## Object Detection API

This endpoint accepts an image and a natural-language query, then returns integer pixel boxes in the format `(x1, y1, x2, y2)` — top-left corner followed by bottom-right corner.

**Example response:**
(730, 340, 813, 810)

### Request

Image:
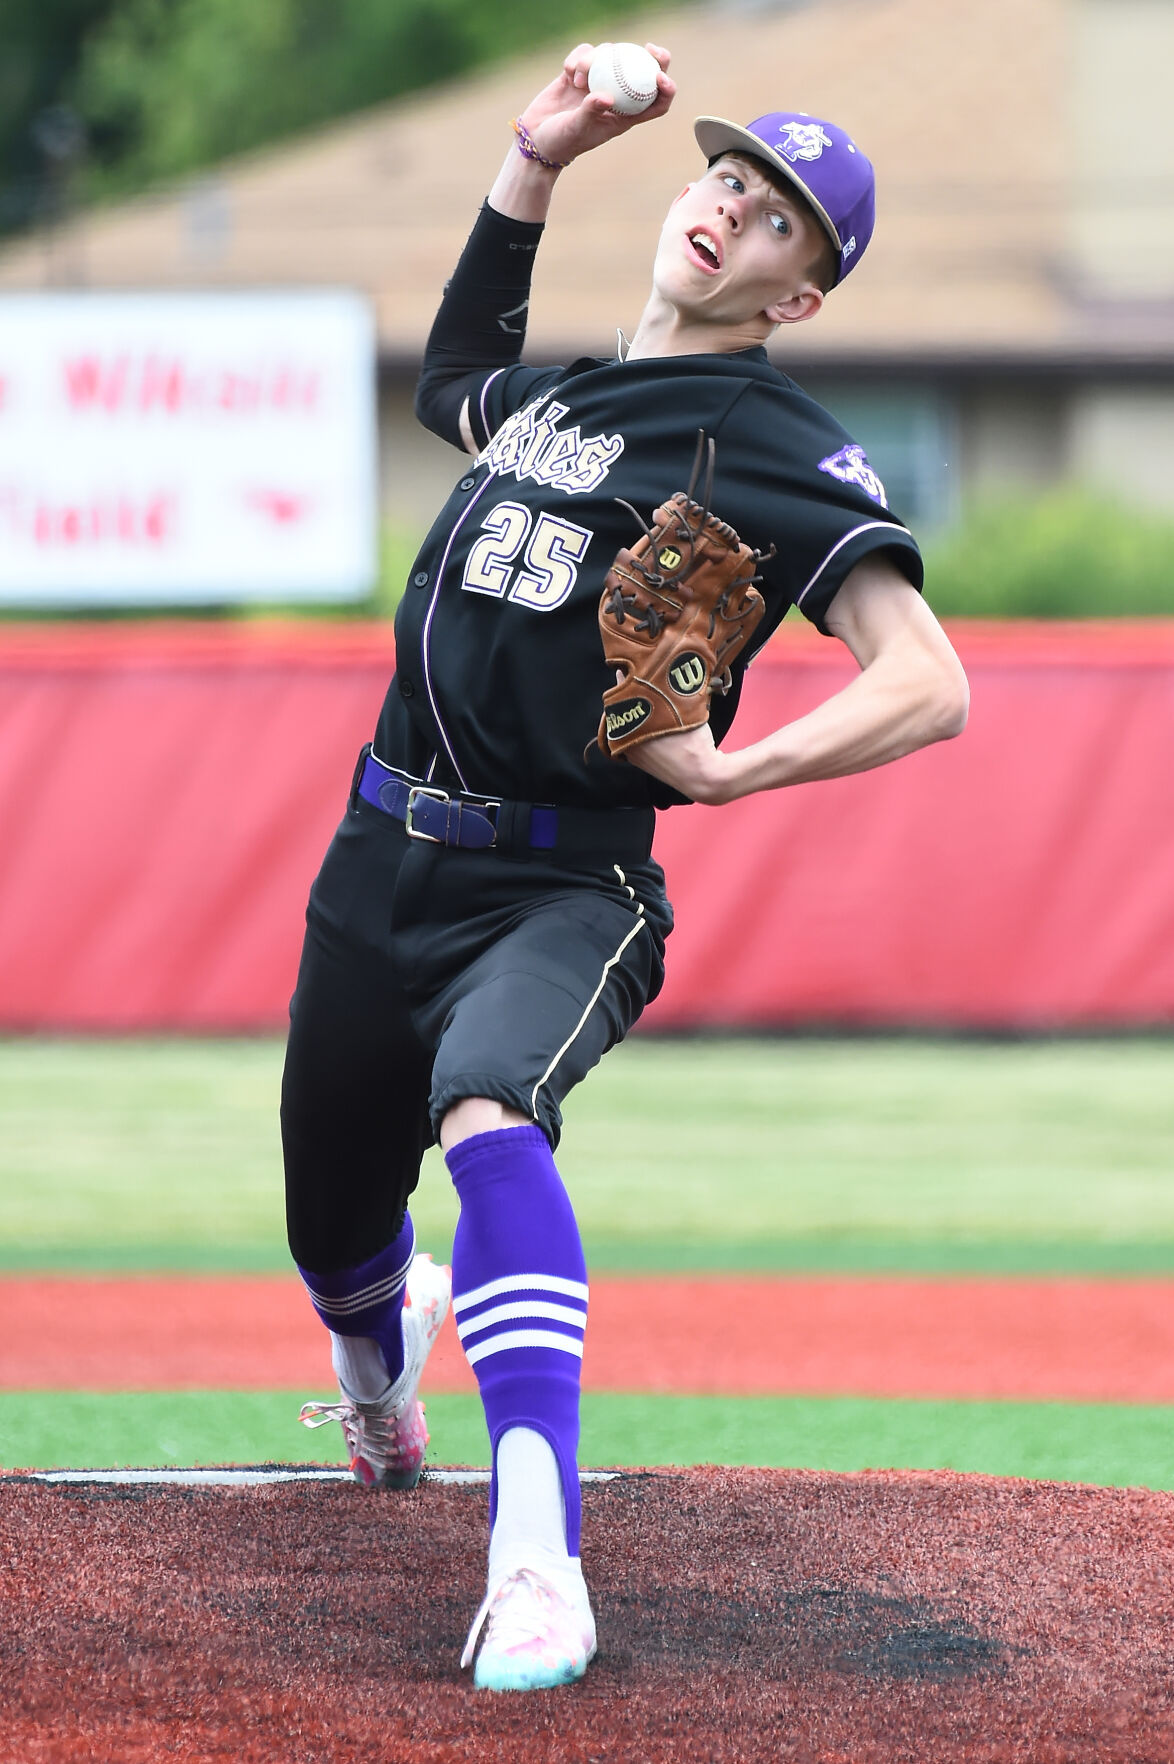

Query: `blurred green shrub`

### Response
(71, 0, 684, 201)
(923, 490, 1174, 619)
(371, 524, 425, 619)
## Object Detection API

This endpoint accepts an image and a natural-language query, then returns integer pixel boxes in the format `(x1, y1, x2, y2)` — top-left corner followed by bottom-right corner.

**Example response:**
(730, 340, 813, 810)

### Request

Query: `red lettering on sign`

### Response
(217, 373, 261, 411)
(139, 356, 185, 413)
(143, 497, 170, 542)
(246, 489, 308, 525)
(65, 355, 130, 411)
(270, 368, 321, 410)
(61, 354, 321, 416)
(26, 494, 175, 546)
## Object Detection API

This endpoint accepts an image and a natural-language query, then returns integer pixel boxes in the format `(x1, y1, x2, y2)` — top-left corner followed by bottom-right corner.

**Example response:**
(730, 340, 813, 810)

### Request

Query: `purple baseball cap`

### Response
(693, 111, 876, 285)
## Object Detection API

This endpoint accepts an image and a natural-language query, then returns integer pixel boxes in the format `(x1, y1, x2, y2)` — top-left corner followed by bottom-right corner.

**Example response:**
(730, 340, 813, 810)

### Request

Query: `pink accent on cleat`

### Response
(462, 1563, 597, 1691)
(299, 1253, 451, 1490)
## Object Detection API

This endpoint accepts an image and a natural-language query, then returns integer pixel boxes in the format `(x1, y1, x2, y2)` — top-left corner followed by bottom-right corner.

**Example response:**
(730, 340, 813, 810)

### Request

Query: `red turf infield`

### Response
(5, 1273, 1174, 1399)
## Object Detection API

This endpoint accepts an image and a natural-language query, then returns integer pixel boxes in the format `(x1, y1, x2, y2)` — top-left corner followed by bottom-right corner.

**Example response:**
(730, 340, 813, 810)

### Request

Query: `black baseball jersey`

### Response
(376, 347, 923, 810)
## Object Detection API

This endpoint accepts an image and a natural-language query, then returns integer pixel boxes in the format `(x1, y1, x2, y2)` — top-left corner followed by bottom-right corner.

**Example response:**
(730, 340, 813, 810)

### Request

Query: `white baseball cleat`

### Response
(461, 1561, 597, 1691)
(299, 1252, 451, 1490)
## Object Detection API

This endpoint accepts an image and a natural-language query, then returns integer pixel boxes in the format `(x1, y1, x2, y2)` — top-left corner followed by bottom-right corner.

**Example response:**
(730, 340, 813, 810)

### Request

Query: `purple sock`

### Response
(297, 1213, 416, 1385)
(445, 1125, 587, 1556)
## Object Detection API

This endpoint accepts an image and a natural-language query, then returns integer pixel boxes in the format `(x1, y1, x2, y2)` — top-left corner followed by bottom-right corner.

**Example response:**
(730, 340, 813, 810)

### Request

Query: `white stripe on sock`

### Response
(302, 1245, 415, 1316)
(452, 1272, 589, 1315)
(463, 1329, 585, 1366)
(456, 1299, 587, 1341)
(304, 1269, 410, 1317)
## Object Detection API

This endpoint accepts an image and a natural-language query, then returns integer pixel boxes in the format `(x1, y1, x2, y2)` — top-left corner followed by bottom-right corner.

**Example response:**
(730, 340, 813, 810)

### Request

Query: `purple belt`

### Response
(356, 753, 654, 859)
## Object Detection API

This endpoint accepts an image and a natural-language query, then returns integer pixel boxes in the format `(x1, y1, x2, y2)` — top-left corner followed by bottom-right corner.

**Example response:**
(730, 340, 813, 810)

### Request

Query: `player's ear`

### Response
(764, 285, 824, 326)
(669, 183, 695, 206)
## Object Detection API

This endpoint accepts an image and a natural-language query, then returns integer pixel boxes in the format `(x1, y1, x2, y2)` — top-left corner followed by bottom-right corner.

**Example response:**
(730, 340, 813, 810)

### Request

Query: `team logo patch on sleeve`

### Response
(818, 443, 889, 509)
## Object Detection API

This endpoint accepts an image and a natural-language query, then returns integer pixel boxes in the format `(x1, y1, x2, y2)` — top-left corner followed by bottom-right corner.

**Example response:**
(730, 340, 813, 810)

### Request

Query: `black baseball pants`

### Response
(281, 786, 672, 1272)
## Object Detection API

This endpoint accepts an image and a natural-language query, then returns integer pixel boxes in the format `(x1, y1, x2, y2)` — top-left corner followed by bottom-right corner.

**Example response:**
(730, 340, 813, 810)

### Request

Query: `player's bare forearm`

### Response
(486, 42, 675, 224)
(628, 558, 969, 806)
(632, 648, 966, 803)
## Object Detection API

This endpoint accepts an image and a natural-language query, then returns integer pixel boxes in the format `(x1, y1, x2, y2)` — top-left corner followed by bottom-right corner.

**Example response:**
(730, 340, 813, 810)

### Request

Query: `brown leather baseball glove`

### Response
(594, 436, 771, 760)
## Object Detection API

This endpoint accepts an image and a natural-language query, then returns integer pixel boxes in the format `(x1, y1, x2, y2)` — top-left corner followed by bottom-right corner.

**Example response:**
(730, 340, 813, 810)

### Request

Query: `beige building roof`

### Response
(2, 0, 1171, 366)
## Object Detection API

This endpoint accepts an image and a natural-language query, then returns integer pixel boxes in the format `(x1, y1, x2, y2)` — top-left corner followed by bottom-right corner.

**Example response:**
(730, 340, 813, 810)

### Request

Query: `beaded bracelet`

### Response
(510, 118, 569, 172)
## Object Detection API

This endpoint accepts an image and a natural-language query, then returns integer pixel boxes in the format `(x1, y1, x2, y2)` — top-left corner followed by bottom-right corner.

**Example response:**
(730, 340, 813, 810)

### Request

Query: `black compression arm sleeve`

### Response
(414, 200, 545, 449)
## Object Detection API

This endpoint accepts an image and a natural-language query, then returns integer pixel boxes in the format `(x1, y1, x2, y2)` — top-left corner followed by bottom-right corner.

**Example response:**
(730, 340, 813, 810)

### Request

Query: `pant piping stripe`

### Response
(529, 912, 646, 1120)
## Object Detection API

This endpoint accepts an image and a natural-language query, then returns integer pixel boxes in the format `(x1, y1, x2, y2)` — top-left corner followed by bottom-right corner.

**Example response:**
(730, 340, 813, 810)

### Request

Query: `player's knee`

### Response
(440, 1096, 531, 1152)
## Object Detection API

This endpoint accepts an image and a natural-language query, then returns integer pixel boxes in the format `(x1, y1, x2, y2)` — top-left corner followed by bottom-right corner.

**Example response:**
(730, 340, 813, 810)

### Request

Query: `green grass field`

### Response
(8, 1391, 1174, 1491)
(4, 1033, 1174, 1485)
(3, 1033, 1174, 1271)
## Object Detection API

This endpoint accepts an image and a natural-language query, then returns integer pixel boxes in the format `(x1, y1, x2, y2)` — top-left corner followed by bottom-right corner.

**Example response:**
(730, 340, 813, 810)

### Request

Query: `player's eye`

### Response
(721, 173, 745, 194)
(768, 212, 791, 237)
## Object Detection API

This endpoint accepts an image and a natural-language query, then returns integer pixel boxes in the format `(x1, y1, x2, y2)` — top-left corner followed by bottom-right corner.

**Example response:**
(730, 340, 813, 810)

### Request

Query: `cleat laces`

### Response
(299, 1392, 427, 1481)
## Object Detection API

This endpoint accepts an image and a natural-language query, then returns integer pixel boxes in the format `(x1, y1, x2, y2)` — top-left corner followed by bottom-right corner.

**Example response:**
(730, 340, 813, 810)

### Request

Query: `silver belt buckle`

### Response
(404, 784, 449, 842)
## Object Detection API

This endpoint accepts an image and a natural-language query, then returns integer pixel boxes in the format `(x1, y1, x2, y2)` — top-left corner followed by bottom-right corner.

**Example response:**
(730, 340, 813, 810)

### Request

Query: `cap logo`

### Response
(776, 121, 833, 164)
(842, 236, 857, 262)
(818, 443, 889, 509)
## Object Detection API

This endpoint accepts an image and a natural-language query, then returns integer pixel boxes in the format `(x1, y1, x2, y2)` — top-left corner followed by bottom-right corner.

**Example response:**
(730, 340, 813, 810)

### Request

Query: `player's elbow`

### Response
(413, 366, 471, 449)
(925, 653, 970, 742)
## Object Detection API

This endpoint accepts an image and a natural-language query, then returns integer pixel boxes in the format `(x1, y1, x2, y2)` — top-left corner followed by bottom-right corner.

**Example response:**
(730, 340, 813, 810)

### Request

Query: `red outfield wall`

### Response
(1, 619, 1172, 1030)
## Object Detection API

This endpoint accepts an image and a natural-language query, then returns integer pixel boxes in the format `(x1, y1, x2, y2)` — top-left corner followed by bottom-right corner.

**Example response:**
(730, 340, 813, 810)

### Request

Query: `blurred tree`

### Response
(69, 0, 670, 201)
(0, 0, 117, 231)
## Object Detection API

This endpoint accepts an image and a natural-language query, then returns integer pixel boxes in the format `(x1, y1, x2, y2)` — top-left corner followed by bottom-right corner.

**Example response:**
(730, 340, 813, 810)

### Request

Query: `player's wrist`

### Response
(625, 728, 735, 805)
(488, 134, 563, 224)
(510, 118, 571, 172)
(689, 744, 740, 806)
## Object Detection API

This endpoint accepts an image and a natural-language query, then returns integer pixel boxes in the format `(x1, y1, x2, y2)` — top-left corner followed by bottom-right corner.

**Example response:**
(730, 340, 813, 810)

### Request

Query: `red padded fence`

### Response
(1, 619, 1172, 1030)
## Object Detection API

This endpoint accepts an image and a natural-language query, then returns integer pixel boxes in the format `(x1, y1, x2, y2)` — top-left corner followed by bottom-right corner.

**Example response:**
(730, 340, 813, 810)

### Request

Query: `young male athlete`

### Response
(285, 41, 969, 1693)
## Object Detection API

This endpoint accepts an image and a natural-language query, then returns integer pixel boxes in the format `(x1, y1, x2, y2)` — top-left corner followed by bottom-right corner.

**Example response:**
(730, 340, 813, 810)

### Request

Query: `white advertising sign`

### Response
(0, 291, 378, 604)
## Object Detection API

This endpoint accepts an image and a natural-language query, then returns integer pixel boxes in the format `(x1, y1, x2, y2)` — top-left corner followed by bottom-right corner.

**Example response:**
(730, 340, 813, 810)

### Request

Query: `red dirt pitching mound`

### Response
(3, 1467, 1174, 1763)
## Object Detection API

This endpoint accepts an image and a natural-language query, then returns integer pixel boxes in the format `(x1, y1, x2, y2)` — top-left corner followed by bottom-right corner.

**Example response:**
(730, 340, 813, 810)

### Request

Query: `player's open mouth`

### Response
(687, 230, 722, 272)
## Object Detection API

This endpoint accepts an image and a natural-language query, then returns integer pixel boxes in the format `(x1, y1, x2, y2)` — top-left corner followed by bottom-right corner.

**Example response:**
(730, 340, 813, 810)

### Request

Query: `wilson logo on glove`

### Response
(593, 433, 773, 760)
(605, 698, 652, 737)
(669, 654, 706, 695)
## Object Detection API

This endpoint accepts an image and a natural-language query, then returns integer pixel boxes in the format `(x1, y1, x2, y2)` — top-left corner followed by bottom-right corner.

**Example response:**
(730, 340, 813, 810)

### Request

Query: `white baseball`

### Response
(587, 42, 660, 116)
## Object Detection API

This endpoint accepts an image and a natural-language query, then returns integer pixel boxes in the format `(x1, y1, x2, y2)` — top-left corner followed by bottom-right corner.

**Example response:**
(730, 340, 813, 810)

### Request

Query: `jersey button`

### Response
(413, 571, 429, 587)
(399, 678, 415, 699)
(459, 477, 475, 491)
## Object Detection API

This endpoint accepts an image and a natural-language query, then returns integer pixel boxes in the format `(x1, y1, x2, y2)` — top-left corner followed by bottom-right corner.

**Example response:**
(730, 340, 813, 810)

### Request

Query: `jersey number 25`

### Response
(461, 502, 592, 612)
